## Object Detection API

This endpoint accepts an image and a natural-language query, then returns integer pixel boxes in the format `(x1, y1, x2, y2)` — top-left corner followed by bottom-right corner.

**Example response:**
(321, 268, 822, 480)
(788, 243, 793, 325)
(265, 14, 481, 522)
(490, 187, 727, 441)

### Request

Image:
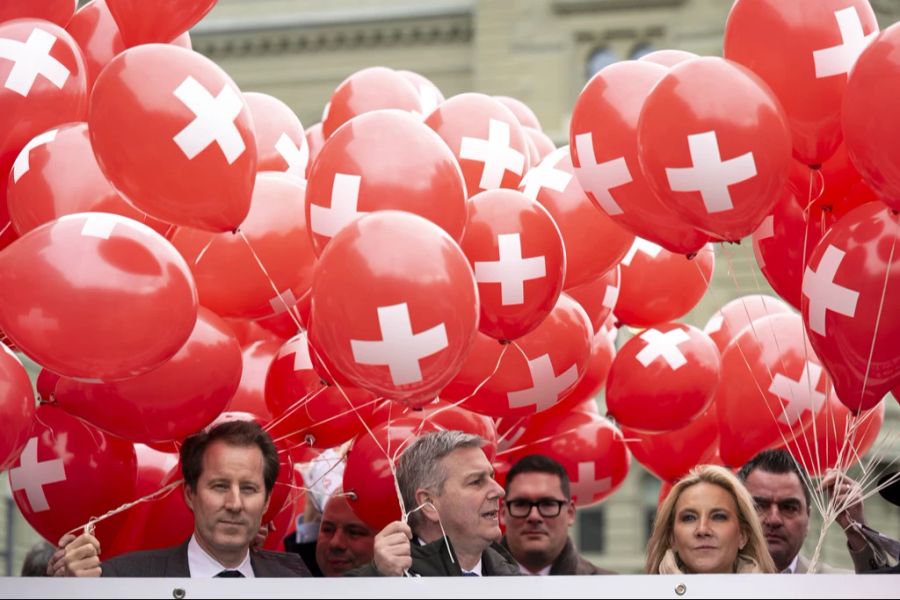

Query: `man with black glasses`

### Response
(501, 455, 614, 575)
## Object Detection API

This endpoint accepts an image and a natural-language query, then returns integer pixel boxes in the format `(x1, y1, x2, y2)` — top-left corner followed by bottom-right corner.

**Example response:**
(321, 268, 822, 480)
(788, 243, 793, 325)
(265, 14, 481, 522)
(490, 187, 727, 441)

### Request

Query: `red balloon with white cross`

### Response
(606, 322, 720, 433)
(456, 294, 592, 419)
(724, 0, 879, 167)
(569, 59, 707, 255)
(801, 203, 900, 413)
(308, 211, 479, 406)
(9, 404, 138, 546)
(305, 109, 467, 256)
(0, 18, 88, 245)
(244, 91, 309, 179)
(507, 411, 630, 507)
(460, 189, 565, 341)
(565, 265, 621, 335)
(520, 145, 634, 289)
(89, 44, 257, 232)
(425, 92, 529, 198)
(637, 57, 792, 242)
(717, 312, 834, 468)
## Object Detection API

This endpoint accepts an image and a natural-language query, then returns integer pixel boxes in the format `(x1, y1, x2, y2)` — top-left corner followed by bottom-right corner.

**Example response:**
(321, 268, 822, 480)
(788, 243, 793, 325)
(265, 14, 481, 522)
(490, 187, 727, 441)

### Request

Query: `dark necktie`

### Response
(215, 570, 245, 577)
(462, 571, 479, 576)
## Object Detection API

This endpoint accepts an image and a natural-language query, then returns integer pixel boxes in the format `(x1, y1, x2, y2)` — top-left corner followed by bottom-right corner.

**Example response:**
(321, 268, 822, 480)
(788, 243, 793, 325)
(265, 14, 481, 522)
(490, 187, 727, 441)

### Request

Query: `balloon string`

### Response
(269, 395, 385, 446)
(263, 387, 325, 436)
(193, 237, 215, 267)
(0, 222, 10, 239)
(66, 480, 183, 539)
(237, 231, 305, 333)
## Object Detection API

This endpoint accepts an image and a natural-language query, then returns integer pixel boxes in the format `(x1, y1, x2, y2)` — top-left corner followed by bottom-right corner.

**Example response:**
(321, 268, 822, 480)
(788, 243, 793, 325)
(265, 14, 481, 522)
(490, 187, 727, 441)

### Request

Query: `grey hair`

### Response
(396, 430, 485, 529)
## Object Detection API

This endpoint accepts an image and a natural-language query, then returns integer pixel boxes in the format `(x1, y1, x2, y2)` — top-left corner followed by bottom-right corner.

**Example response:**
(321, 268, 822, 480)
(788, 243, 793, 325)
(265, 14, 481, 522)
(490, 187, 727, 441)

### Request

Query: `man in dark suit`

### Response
(501, 454, 614, 575)
(57, 420, 310, 577)
(350, 430, 519, 577)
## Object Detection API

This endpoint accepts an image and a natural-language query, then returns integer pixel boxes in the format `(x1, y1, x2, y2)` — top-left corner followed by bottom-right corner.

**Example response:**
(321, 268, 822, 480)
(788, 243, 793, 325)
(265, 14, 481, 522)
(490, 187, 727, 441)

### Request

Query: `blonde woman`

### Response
(647, 465, 775, 574)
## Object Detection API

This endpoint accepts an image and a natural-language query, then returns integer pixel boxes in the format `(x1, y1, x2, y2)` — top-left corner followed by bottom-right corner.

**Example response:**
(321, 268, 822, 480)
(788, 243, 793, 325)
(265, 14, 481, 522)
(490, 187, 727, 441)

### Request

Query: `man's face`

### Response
(501, 472, 575, 571)
(184, 441, 270, 562)
(743, 469, 809, 571)
(315, 495, 375, 576)
(430, 446, 504, 555)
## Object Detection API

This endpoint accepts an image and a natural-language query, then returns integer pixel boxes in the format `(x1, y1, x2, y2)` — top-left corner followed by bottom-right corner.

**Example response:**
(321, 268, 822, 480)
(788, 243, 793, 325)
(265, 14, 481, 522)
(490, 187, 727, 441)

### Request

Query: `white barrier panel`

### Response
(1, 574, 898, 599)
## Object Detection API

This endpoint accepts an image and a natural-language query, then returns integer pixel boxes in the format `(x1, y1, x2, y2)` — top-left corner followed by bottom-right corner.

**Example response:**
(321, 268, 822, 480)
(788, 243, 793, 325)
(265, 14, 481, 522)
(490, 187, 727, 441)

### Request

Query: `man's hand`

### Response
(58, 533, 103, 577)
(821, 470, 867, 550)
(373, 521, 412, 576)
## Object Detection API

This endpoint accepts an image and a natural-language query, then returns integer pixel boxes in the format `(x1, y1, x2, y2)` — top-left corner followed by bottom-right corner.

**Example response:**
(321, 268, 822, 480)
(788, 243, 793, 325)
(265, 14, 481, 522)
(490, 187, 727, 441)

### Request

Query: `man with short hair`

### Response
(56, 420, 311, 577)
(501, 454, 613, 575)
(738, 449, 880, 574)
(315, 492, 375, 576)
(352, 430, 519, 576)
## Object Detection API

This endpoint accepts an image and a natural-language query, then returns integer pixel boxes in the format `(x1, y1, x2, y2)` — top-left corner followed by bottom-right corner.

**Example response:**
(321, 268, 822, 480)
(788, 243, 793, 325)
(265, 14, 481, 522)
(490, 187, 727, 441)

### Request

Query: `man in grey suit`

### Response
(738, 449, 882, 574)
(57, 420, 310, 578)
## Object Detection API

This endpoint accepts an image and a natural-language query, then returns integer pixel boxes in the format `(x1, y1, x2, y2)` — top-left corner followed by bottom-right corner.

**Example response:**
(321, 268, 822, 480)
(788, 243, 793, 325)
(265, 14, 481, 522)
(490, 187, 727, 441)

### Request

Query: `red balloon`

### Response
(322, 67, 421, 138)
(614, 239, 714, 327)
(409, 401, 498, 461)
(66, 0, 190, 93)
(461, 189, 565, 340)
(7, 123, 166, 236)
(398, 70, 445, 117)
(458, 294, 592, 419)
(623, 404, 719, 484)
(425, 93, 529, 197)
(552, 331, 615, 412)
(225, 340, 280, 422)
(638, 49, 698, 68)
(255, 302, 306, 341)
(244, 92, 308, 179)
(0, 20, 87, 222)
(752, 186, 828, 310)
(342, 417, 440, 531)
(309, 212, 478, 405)
(0, 344, 36, 470)
(725, 0, 879, 166)
(304, 122, 325, 179)
(607, 323, 720, 433)
(0, 0, 76, 26)
(520, 146, 634, 289)
(264, 333, 379, 450)
(787, 143, 866, 214)
(508, 412, 630, 507)
(524, 127, 555, 164)
(717, 313, 833, 468)
(438, 330, 504, 403)
(783, 397, 884, 477)
(105, 0, 215, 47)
(36, 368, 60, 403)
(703, 294, 794, 354)
(843, 22, 900, 211)
(54, 307, 241, 443)
(637, 57, 792, 241)
(570, 60, 708, 254)
(89, 44, 256, 232)
(306, 110, 467, 255)
(0, 213, 197, 380)
(9, 404, 138, 545)
(566, 266, 620, 335)
(801, 203, 900, 412)
(494, 96, 542, 131)
(172, 173, 316, 319)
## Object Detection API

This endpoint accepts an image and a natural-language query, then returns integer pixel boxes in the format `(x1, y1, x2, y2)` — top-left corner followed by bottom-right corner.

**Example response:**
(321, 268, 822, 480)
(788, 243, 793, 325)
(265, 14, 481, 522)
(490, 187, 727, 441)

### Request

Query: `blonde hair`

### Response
(646, 464, 775, 574)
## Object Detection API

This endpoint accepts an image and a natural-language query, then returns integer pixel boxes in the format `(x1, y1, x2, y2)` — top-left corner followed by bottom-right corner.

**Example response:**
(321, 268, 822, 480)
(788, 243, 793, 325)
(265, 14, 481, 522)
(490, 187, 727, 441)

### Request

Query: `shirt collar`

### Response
(187, 534, 254, 578)
(517, 561, 552, 576)
(462, 558, 483, 576)
(781, 554, 800, 574)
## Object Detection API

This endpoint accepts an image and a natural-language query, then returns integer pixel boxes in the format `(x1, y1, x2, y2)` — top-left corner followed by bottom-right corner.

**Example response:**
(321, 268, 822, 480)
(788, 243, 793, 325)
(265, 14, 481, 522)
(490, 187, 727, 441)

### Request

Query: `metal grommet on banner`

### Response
(675, 583, 687, 596)
(172, 588, 186, 599)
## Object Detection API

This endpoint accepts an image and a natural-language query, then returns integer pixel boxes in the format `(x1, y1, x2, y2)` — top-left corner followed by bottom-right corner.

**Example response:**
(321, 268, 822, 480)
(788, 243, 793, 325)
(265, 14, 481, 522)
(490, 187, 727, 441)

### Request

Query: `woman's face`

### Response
(670, 482, 748, 574)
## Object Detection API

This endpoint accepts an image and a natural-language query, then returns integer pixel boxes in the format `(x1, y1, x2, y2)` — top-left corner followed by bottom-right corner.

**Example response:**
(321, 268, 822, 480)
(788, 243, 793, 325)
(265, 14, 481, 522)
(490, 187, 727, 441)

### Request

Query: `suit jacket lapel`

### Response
(165, 541, 192, 577)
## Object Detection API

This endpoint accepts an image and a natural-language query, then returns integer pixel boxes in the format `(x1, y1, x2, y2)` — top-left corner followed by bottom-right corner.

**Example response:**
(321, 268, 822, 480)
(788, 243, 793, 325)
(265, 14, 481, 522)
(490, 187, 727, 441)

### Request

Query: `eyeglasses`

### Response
(505, 498, 568, 518)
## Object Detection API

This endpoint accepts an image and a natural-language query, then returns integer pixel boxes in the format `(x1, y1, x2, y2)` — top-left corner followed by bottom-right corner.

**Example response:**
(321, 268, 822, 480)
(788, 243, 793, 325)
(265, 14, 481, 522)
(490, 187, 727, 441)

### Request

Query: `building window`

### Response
(586, 47, 619, 79)
(578, 507, 606, 553)
(630, 42, 655, 60)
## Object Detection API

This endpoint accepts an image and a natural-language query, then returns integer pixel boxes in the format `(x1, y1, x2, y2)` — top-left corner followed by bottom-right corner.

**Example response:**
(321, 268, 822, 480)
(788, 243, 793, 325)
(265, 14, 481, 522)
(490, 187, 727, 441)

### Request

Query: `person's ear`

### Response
(183, 484, 196, 513)
(739, 529, 749, 552)
(415, 488, 440, 523)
